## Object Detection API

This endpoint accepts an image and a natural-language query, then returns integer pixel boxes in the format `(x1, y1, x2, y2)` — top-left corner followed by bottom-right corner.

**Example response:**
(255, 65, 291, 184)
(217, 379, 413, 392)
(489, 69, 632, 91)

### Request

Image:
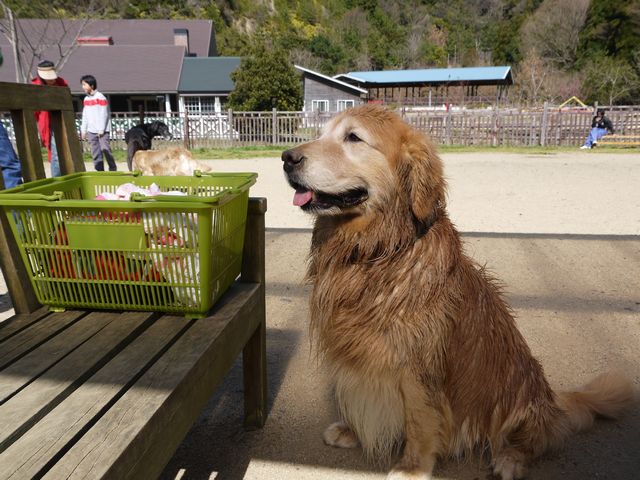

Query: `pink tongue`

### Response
(293, 190, 313, 206)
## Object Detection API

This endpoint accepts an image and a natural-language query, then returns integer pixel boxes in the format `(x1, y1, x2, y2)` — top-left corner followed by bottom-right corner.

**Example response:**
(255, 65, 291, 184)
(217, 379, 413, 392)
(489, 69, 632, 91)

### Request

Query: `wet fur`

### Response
(284, 105, 634, 479)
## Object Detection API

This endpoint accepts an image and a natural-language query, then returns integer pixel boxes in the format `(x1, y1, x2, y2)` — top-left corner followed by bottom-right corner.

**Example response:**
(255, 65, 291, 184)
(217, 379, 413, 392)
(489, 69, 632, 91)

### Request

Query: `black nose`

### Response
(282, 149, 305, 173)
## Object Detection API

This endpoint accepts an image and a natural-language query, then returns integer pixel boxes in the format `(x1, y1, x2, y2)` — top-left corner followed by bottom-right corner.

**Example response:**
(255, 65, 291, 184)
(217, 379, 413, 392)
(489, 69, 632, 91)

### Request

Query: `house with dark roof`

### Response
(179, 57, 241, 115)
(0, 19, 239, 115)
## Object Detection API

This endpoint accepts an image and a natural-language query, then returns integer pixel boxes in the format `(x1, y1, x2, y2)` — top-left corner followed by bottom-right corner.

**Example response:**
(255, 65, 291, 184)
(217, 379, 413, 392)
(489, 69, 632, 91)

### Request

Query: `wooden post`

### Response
(50, 110, 86, 175)
(491, 108, 498, 147)
(183, 112, 190, 150)
(227, 108, 233, 145)
(9, 109, 46, 182)
(2, 109, 44, 311)
(540, 102, 549, 147)
(138, 104, 145, 125)
(241, 197, 267, 429)
(272, 107, 277, 145)
(0, 188, 41, 313)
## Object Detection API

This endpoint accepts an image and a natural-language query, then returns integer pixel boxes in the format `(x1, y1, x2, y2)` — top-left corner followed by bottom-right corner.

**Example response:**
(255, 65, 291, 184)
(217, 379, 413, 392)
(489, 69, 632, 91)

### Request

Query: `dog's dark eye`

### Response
(345, 132, 362, 143)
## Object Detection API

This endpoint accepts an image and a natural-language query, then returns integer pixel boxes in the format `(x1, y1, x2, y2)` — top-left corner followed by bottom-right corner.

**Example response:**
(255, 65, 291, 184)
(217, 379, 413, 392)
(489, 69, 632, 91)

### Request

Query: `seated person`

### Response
(581, 108, 614, 149)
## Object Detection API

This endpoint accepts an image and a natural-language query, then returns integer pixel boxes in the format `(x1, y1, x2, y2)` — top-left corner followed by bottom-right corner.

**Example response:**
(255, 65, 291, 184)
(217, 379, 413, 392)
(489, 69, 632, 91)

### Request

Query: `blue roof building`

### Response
(331, 66, 513, 108)
(333, 66, 513, 87)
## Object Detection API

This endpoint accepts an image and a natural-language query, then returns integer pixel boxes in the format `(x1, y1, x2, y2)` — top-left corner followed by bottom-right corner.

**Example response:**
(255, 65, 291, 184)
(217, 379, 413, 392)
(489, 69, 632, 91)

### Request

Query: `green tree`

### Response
(227, 43, 303, 111)
(308, 34, 345, 74)
(582, 56, 640, 105)
(578, 0, 640, 67)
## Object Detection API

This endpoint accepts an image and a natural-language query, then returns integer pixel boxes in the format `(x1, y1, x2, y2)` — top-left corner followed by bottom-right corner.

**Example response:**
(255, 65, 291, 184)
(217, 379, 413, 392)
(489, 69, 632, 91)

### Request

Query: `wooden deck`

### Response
(0, 81, 267, 478)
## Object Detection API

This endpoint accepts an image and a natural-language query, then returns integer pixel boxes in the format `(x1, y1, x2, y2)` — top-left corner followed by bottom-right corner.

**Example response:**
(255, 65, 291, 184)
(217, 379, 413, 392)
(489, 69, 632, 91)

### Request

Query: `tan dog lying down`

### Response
(132, 146, 212, 176)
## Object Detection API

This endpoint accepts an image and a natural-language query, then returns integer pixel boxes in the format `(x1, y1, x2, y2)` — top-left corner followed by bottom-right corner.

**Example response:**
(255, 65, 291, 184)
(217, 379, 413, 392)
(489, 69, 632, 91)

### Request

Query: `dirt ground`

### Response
(1, 150, 639, 479)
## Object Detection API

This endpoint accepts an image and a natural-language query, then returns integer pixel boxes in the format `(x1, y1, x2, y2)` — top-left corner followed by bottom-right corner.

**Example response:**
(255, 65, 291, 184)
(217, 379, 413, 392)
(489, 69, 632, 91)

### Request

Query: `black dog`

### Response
(124, 120, 172, 171)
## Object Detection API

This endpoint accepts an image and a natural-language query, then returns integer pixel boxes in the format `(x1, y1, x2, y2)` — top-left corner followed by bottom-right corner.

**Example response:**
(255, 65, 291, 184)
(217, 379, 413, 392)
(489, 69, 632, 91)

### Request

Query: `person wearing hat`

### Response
(0, 47, 23, 188)
(31, 60, 69, 176)
(581, 108, 615, 149)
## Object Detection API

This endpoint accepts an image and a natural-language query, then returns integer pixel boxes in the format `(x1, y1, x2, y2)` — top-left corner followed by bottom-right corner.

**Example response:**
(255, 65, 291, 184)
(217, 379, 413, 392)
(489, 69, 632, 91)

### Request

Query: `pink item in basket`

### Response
(95, 192, 120, 200)
(96, 182, 183, 200)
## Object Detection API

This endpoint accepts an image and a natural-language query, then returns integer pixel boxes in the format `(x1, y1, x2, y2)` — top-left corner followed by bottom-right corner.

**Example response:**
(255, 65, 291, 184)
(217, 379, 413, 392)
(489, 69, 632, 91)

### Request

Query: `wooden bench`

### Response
(0, 81, 267, 479)
(596, 134, 640, 147)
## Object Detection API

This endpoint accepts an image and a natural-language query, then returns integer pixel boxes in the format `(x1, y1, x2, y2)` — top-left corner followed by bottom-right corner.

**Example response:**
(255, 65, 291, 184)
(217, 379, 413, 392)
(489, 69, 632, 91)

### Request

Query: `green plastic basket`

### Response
(0, 171, 257, 317)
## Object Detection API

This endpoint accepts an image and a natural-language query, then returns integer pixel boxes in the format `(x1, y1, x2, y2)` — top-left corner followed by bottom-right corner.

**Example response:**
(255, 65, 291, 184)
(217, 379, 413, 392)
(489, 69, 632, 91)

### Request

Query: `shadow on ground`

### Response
(160, 230, 640, 480)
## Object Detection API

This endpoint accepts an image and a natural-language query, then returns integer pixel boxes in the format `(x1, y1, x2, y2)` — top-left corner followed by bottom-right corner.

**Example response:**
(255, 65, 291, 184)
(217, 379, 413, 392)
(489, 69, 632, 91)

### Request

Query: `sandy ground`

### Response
(1, 150, 639, 479)
(207, 151, 640, 235)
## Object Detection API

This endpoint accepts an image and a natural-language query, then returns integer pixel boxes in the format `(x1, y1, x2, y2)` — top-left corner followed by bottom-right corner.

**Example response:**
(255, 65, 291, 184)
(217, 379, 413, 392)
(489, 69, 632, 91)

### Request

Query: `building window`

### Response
(337, 100, 355, 112)
(312, 100, 329, 112)
(184, 96, 219, 115)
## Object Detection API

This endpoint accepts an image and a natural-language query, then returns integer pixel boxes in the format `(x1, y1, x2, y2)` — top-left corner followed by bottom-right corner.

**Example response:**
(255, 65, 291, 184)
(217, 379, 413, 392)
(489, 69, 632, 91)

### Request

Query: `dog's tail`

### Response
(554, 371, 633, 439)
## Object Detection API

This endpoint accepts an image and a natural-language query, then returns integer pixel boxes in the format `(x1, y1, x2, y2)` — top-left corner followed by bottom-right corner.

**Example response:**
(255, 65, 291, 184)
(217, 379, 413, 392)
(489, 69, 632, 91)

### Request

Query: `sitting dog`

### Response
(282, 105, 633, 480)
(132, 146, 211, 176)
(124, 120, 173, 171)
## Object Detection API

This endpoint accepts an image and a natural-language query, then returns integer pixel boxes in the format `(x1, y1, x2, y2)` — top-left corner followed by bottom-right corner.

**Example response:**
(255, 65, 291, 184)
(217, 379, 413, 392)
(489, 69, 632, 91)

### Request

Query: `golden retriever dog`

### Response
(281, 105, 633, 480)
(132, 146, 212, 176)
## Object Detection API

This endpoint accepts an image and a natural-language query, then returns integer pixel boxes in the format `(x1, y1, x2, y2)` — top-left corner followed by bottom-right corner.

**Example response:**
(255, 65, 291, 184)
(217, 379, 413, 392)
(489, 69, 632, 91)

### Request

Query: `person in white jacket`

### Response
(80, 75, 117, 171)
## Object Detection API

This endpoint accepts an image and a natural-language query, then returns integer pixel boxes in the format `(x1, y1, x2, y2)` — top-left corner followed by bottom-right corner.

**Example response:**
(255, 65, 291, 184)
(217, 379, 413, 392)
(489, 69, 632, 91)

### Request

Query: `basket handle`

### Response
(1, 191, 65, 201)
(129, 190, 236, 205)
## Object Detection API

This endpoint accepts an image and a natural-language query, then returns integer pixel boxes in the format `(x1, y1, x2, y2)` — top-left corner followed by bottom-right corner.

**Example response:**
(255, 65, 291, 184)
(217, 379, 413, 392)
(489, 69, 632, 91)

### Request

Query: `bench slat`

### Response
(0, 311, 154, 453)
(0, 311, 86, 369)
(0, 312, 116, 403)
(0, 307, 51, 343)
(0, 314, 188, 480)
(42, 283, 261, 480)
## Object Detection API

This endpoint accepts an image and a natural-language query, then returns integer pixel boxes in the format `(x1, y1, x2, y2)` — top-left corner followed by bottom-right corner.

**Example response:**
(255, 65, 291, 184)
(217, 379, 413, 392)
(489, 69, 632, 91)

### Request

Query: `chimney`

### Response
(173, 28, 190, 55)
(77, 36, 113, 46)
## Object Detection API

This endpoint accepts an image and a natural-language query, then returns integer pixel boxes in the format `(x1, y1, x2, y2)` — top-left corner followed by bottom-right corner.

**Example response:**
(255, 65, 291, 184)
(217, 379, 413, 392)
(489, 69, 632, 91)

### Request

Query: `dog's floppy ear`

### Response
(399, 129, 446, 225)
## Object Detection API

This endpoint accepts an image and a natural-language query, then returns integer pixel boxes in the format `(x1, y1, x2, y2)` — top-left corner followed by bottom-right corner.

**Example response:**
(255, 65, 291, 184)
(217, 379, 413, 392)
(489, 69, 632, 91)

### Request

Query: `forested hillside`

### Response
(3, 0, 639, 104)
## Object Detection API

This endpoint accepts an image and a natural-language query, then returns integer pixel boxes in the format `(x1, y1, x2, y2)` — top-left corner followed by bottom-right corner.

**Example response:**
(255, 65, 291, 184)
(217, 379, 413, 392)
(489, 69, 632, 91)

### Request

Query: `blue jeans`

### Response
(0, 123, 23, 189)
(583, 127, 608, 148)
(50, 134, 61, 177)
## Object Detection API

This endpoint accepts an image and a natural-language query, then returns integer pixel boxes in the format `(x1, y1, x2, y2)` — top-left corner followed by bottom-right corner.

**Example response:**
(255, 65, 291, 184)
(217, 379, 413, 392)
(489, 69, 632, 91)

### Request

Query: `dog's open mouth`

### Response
(291, 183, 368, 212)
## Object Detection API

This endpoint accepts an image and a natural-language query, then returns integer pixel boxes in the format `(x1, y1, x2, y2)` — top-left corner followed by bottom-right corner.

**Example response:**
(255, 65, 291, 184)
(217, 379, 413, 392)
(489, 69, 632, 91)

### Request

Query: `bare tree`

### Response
(520, 0, 590, 69)
(515, 51, 551, 106)
(584, 56, 640, 105)
(0, 0, 100, 83)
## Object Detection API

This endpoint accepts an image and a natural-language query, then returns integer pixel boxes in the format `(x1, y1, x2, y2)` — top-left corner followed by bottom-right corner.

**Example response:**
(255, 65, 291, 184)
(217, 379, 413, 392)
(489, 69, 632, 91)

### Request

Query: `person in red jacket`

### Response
(31, 60, 68, 177)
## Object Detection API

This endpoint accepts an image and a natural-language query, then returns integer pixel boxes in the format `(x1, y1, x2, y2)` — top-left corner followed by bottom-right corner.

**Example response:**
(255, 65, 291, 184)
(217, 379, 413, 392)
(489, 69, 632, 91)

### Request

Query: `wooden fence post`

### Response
(183, 112, 191, 150)
(446, 108, 452, 145)
(540, 102, 549, 147)
(272, 107, 277, 145)
(491, 108, 498, 147)
(228, 108, 234, 146)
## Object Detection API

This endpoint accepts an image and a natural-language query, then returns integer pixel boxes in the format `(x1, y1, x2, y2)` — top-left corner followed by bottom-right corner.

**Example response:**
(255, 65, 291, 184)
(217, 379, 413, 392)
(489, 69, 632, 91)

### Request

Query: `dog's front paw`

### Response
(323, 421, 360, 449)
(386, 470, 432, 480)
(493, 449, 526, 480)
